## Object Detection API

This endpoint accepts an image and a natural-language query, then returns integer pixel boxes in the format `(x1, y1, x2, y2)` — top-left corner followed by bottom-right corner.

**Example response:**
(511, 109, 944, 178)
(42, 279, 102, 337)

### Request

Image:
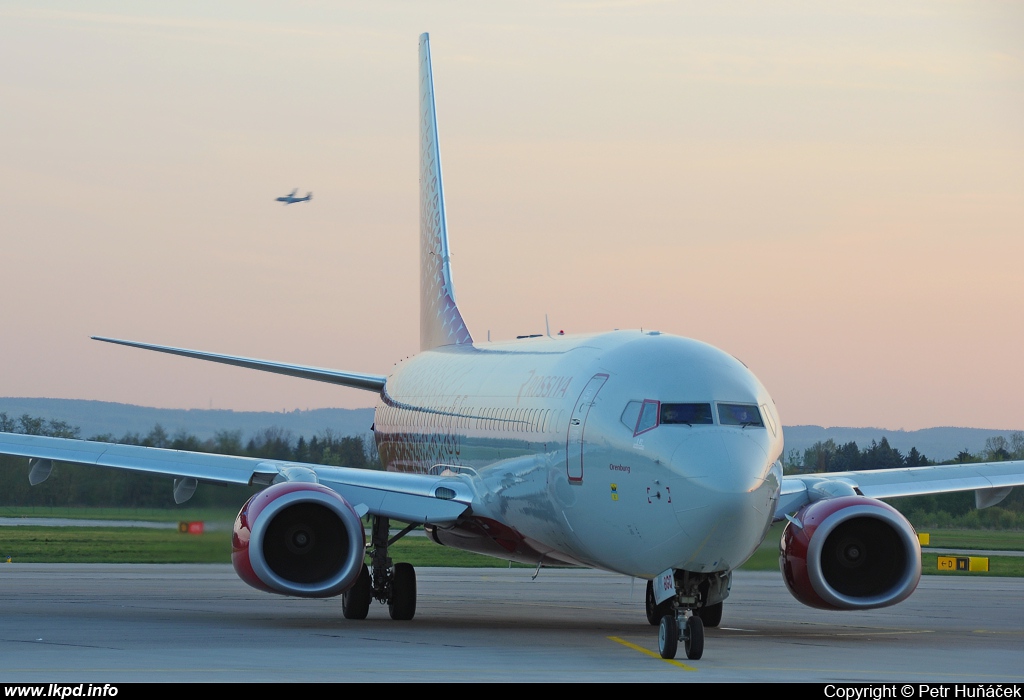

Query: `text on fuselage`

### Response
(517, 371, 573, 404)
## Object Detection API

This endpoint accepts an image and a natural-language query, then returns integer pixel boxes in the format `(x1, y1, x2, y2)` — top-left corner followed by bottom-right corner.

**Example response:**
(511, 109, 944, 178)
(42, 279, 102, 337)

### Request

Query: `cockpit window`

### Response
(620, 401, 642, 431)
(718, 403, 764, 427)
(634, 400, 660, 436)
(760, 403, 777, 436)
(660, 403, 713, 425)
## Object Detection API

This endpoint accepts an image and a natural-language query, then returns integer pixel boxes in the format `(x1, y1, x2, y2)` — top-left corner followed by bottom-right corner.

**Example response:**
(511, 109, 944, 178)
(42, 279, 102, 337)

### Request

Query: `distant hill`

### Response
(0, 398, 374, 443)
(1, 398, 1018, 462)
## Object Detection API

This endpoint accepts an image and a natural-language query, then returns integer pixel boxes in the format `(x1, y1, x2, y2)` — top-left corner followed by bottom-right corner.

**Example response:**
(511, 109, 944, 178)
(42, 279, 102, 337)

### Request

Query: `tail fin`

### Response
(419, 33, 473, 351)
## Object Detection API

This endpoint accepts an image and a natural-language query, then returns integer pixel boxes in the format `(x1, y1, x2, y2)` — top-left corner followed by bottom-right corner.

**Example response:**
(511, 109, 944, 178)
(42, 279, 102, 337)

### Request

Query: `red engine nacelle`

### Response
(780, 495, 921, 610)
(232, 482, 365, 598)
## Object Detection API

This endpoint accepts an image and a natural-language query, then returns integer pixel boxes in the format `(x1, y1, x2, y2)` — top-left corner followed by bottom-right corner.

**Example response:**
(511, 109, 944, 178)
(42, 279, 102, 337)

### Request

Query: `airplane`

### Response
(2, 33, 1023, 662)
(276, 188, 312, 204)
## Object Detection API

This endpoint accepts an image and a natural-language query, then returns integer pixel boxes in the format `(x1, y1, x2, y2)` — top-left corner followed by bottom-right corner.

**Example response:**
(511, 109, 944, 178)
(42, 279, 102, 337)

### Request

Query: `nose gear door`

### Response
(566, 373, 609, 483)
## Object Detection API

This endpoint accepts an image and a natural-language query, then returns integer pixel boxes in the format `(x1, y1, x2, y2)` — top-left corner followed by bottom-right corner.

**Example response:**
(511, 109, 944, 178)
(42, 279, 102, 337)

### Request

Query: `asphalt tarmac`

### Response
(1, 565, 1021, 682)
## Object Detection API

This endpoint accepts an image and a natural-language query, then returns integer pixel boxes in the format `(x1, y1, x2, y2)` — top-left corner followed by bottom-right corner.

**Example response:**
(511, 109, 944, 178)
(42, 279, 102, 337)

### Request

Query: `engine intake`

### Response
(232, 482, 365, 598)
(780, 495, 921, 610)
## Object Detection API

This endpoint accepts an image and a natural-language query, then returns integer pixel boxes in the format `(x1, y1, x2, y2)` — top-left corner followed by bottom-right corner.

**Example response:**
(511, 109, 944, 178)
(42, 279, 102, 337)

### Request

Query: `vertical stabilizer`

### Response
(419, 33, 473, 351)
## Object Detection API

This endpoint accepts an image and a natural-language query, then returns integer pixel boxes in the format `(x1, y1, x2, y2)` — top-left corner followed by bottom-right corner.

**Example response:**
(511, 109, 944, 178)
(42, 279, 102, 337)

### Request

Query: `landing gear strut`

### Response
(342, 515, 418, 621)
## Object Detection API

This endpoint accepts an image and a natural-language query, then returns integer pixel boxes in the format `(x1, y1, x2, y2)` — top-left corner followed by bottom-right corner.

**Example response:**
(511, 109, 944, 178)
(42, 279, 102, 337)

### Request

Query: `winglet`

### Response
(419, 33, 473, 351)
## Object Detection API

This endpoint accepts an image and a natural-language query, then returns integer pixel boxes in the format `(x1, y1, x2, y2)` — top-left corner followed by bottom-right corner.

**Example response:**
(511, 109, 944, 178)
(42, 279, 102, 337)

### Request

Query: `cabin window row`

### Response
(379, 404, 564, 434)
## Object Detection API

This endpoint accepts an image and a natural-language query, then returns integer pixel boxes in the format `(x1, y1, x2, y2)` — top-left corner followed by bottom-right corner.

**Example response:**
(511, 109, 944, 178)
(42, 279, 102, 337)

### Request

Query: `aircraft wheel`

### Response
(684, 615, 704, 660)
(388, 562, 417, 621)
(658, 614, 678, 660)
(645, 580, 673, 626)
(695, 601, 722, 628)
(342, 565, 372, 620)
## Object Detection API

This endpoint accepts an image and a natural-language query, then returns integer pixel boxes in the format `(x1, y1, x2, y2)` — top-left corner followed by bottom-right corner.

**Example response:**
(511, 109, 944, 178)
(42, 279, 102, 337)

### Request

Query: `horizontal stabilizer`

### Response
(92, 337, 386, 393)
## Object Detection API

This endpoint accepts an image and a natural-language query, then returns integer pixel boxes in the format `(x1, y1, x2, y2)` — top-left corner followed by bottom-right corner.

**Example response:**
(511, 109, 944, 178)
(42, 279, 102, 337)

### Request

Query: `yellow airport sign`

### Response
(937, 556, 989, 572)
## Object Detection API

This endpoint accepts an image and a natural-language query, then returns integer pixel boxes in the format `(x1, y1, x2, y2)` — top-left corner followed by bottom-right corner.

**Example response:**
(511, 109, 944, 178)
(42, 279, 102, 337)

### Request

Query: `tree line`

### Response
(0, 412, 379, 509)
(785, 433, 1024, 529)
(786, 433, 1024, 474)
(2, 413, 1021, 527)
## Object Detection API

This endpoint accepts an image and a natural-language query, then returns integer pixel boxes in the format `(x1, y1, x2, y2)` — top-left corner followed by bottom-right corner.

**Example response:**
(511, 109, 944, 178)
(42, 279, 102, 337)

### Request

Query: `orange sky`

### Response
(1, 2, 1021, 431)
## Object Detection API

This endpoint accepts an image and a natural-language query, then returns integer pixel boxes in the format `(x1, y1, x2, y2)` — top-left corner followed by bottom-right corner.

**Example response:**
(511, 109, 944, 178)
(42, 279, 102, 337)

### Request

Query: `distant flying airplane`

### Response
(2, 33, 1023, 662)
(276, 188, 312, 205)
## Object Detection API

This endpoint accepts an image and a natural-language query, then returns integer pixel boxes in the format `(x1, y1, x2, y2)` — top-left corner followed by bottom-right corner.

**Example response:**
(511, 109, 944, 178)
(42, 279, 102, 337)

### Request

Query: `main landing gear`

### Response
(645, 580, 673, 625)
(342, 515, 418, 621)
(694, 600, 723, 628)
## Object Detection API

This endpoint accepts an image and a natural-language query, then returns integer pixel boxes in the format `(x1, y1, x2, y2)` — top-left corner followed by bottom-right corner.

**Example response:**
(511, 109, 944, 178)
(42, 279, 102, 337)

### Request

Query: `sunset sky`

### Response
(1, 1, 1021, 431)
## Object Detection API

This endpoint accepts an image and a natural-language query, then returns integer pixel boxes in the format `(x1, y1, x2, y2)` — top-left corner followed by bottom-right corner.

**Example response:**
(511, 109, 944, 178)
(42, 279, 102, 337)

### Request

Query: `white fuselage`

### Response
(373, 330, 784, 579)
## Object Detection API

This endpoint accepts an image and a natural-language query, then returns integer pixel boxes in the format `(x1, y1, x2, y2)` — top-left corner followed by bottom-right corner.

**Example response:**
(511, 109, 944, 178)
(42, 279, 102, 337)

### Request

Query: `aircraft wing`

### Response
(776, 460, 1024, 519)
(92, 337, 386, 393)
(0, 432, 470, 525)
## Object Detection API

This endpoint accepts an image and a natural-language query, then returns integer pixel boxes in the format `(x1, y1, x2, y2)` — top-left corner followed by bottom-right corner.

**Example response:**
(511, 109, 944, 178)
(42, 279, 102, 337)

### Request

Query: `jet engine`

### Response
(780, 495, 921, 610)
(232, 482, 365, 598)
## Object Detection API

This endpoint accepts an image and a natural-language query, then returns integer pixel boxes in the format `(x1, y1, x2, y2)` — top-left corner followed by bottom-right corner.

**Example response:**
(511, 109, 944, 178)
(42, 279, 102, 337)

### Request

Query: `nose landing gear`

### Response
(658, 612, 704, 660)
(652, 570, 729, 660)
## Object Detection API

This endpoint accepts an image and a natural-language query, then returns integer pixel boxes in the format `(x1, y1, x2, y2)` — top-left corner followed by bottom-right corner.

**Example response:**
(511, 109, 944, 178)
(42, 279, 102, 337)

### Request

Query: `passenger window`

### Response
(660, 403, 713, 425)
(718, 403, 764, 427)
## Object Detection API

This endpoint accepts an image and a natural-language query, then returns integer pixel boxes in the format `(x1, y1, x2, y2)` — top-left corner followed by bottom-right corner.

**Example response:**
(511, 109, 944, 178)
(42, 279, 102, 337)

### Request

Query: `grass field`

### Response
(1, 509, 1020, 575)
(0, 524, 528, 567)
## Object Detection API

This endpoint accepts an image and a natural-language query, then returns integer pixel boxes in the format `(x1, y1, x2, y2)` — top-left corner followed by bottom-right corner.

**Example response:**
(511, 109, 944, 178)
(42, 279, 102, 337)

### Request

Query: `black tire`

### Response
(646, 580, 673, 626)
(342, 565, 372, 620)
(684, 615, 704, 660)
(694, 601, 722, 628)
(388, 562, 416, 621)
(658, 614, 678, 660)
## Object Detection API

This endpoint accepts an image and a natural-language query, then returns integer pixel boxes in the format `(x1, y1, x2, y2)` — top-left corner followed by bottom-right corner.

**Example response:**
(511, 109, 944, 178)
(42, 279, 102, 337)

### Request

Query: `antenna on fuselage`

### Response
(545, 314, 551, 338)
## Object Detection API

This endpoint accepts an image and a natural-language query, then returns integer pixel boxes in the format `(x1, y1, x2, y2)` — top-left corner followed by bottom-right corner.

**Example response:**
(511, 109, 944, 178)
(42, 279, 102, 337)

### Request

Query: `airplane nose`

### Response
(668, 430, 777, 571)
(669, 430, 768, 488)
